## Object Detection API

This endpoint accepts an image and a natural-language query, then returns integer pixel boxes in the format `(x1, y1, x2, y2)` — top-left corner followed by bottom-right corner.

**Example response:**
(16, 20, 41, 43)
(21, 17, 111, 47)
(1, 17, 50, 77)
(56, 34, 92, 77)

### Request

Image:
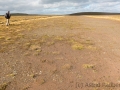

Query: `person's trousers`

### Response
(6, 19, 10, 26)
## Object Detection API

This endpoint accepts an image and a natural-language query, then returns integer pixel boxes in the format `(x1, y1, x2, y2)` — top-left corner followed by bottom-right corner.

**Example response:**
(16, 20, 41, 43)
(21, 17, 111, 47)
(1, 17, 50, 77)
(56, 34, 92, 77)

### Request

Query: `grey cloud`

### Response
(90, 0, 120, 3)
(0, 0, 120, 15)
(0, 0, 42, 13)
(41, 0, 89, 4)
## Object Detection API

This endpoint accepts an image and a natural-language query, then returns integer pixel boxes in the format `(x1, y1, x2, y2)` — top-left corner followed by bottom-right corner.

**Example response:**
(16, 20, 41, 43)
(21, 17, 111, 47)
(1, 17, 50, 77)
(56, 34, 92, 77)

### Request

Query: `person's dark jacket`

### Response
(5, 13, 11, 19)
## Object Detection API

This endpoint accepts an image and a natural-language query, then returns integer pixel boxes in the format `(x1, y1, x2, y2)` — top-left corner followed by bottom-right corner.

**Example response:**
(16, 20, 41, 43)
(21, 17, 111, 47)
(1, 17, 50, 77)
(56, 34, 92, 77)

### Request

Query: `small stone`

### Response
(62, 64, 73, 70)
(37, 79, 46, 85)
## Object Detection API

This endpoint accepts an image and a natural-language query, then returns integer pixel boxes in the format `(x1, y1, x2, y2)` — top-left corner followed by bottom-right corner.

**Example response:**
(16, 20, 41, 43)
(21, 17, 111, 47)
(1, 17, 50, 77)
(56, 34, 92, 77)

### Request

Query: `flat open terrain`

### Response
(0, 15, 120, 90)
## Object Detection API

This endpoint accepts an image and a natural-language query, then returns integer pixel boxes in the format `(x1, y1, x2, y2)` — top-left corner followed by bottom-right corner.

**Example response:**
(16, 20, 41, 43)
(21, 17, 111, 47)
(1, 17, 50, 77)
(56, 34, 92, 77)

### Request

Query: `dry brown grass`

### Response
(86, 15, 120, 21)
(1, 15, 120, 90)
(72, 43, 84, 50)
(0, 15, 90, 53)
(0, 16, 57, 52)
(83, 64, 95, 69)
(0, 82, 10, 90)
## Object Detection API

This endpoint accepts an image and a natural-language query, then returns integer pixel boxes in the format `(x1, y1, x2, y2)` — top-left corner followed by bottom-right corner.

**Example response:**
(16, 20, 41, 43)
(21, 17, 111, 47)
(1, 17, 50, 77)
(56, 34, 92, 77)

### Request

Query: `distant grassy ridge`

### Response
(1, 12, 120, 16)
(69, 12, 120, 16)
(0, 13, 40, 16)
(11, 13, 29, 16)
(0, 13, 63, 16)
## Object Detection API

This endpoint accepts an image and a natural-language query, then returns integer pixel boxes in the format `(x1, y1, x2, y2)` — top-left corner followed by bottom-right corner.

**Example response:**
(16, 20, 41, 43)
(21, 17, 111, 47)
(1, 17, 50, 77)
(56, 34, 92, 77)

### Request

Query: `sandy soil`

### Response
(0, 15, 120, 90)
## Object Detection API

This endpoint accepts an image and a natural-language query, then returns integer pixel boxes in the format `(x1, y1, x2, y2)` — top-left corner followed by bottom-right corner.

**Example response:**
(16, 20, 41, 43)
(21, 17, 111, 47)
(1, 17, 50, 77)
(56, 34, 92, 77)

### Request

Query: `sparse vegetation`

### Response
(22, 86, 30, 90)
(6, 72, 17, 77)
(30, 73, 39, 78)
(83, 64, 95, 69)
(0, 15, 118, 90)
(72, 44, 84, 50)
(0, 82, 10, 90)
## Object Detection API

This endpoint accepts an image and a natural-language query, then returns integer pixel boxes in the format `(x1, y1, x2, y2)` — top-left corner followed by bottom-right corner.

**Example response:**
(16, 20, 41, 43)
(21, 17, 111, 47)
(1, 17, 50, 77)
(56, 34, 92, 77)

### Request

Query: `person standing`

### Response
(5, 11, 11, 26)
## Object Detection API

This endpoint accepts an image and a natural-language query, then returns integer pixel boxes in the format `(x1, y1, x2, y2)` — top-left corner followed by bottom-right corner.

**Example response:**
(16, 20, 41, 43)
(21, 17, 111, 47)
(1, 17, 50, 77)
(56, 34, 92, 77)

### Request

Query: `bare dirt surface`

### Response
(1, 16, 120, 90)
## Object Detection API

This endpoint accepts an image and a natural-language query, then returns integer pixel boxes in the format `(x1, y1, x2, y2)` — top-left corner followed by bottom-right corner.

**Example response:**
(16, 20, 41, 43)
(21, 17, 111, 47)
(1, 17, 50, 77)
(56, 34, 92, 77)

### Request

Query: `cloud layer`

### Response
(0, 0, 120, 15)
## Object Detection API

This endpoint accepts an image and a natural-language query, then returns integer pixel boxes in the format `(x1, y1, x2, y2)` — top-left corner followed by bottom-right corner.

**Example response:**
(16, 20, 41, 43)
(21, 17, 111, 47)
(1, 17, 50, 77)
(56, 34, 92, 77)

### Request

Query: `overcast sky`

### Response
(0, 0, 120, 15)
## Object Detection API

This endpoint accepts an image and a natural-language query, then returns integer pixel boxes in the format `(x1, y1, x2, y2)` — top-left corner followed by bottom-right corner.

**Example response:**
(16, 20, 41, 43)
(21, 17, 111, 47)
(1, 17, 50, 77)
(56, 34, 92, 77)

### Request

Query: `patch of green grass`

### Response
(54, 36, 64, 41)
(68, 39, 77, 44)
(6, 73, 17, 77)
(30, 73, 39, 78)
(29, 45, 41, 51)
(83, 64, 95, 69)
(41, 35, 49, 40)
(84, 40, 94, 45)
(52, 51, 60, 55)
(21, 42, 31, 50)
(0, 82, 10, 90)
(72, 44, 84, 50)
(22, 86, 30, 90)
(67, 39, 84, 50)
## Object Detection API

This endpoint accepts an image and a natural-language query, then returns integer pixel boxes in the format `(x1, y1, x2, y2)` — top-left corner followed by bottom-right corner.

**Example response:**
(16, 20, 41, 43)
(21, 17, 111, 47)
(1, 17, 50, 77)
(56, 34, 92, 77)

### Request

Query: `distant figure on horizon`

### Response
(5, 11, 11, 26)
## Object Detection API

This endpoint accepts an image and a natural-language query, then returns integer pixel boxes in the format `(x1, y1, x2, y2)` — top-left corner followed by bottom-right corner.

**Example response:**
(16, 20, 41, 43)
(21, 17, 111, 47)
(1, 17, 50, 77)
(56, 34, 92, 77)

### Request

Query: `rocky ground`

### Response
(0, 15, 120, 90)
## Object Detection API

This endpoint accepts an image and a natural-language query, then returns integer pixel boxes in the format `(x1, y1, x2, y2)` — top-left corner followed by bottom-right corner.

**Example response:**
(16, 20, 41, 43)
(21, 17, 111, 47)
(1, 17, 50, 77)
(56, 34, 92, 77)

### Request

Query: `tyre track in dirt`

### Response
(11, 16, 64, 24)
(26, 16, 120, 90)
(79, 16, 120, 82)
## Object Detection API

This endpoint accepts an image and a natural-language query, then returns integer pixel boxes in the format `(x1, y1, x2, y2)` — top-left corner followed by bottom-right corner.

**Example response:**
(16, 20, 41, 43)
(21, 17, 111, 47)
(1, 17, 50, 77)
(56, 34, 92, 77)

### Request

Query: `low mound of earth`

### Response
(69, 12, 120, 15)
(0, 15, 120, 90)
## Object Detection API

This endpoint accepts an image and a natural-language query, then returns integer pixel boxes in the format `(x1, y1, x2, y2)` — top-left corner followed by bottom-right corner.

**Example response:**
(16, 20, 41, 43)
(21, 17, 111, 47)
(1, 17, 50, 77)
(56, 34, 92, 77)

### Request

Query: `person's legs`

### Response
(6, 19, 10, 26)
(8, 19, 10, 25)
(6, 19, 8, 26)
